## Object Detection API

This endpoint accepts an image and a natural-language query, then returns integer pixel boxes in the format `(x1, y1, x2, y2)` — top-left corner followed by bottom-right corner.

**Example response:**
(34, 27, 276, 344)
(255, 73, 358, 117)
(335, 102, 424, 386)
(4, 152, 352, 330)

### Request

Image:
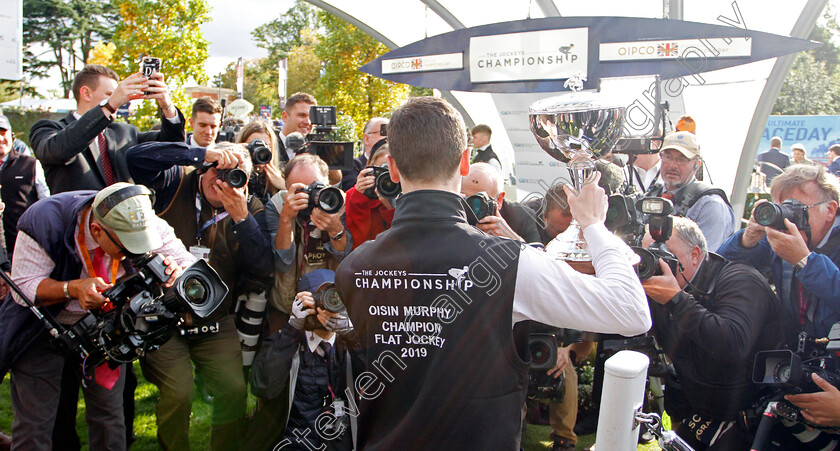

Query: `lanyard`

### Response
(195, 191, 228, 242)
(77, 207, 120, 308)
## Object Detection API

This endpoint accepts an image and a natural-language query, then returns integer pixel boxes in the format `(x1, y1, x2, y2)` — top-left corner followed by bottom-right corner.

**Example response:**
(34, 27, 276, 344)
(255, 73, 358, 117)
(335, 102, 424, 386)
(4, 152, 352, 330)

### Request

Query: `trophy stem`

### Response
(567, 155, 597, 194)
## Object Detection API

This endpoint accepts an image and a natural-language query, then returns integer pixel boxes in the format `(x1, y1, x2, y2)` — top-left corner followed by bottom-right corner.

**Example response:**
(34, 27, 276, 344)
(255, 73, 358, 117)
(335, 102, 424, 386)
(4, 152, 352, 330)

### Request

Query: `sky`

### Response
(201, 0, 294, 80)
(28, 0, 294, 95)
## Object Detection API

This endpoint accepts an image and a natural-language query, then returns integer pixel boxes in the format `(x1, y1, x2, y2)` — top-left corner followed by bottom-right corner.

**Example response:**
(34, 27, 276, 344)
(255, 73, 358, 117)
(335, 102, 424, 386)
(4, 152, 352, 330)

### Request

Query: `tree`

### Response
(109, 0, 210, 86)
(313, 11, 411, 141)
(773, 53, 840, 115)
(773, 6, 840, 115)
(22, 0, 118, 97)
(251, 0, 321, 62)
(212, 58, 281, 113)
(89, 0, 212, 130)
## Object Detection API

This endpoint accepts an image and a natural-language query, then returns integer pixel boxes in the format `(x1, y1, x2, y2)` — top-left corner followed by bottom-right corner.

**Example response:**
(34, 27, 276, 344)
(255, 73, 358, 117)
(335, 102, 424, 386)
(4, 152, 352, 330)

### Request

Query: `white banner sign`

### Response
(0, 0, 22, 81)
(600, 38, 752, 62)
(469, 28, 588, 83)
(382, 53, 463, 74)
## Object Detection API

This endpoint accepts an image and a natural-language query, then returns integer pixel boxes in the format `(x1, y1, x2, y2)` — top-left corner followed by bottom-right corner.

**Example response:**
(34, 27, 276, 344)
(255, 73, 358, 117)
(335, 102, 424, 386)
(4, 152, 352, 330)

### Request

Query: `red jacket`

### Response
(345, 187, 395, 247)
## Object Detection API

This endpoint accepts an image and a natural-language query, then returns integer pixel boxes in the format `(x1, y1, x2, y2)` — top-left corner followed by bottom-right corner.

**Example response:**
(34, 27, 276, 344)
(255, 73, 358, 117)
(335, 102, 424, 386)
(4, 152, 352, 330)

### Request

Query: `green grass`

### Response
(0, 365, 665, 450)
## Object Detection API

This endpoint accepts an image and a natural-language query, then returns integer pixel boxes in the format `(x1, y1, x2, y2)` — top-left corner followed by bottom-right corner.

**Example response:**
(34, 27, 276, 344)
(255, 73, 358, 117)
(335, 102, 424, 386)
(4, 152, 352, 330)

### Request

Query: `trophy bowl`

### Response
(529, 92, 626, 163)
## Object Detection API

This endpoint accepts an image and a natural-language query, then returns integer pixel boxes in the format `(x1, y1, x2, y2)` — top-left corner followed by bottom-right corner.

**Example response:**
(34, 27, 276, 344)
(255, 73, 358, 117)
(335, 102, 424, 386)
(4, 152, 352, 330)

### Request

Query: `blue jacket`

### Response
(0, 191, 98, 378)
(718, 227, 840, 340)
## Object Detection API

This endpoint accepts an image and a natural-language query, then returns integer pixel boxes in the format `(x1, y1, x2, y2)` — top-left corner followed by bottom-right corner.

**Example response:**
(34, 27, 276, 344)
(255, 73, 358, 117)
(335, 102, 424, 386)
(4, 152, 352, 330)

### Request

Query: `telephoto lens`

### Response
(313, 283, 345, 313)
(216, 168, 248, 188)
(466, 192, 498, 220)
(247, 139, 272, 165)
(375, 170, 401, 199)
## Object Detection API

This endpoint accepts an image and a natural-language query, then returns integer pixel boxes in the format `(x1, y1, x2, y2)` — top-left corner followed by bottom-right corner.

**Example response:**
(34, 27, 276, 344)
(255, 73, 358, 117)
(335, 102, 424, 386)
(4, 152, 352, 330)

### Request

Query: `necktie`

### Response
(319, 341, 332, 357)
(93, 247, 109, 282)
(662, 191, 675, 201)
(92, 246, 121, 390)
(98, 131, 115, 186)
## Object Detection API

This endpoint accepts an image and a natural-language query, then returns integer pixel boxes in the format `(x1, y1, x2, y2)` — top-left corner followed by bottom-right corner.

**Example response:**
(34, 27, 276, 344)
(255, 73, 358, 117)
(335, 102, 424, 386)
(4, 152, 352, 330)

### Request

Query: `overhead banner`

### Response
(360, 16, 818, 93)
(469, 28, 587, 83)
(0, 0, 22, 81)
(600, 38, 752, 62)
(759, 115, 840, 164)
(382, 53, 463, 74)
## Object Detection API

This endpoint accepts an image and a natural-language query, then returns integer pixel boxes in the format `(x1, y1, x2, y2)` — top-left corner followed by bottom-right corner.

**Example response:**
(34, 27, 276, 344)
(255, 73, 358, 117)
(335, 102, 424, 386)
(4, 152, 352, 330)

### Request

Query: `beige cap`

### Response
(791, 143, 806, 152)
(661, 131, 701, 159)
(92, 183, 162, 254)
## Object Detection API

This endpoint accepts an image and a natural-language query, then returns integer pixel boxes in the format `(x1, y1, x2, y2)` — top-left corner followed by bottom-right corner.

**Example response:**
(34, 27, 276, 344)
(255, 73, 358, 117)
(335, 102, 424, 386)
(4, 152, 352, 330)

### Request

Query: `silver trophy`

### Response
(529, 75, 626, 262)
(528, 75, 625, 193)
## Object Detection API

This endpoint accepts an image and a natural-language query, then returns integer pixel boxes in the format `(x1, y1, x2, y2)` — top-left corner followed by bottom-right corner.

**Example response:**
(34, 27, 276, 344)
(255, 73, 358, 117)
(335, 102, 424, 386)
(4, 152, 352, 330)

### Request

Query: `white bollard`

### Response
(595, 350, 651, 451)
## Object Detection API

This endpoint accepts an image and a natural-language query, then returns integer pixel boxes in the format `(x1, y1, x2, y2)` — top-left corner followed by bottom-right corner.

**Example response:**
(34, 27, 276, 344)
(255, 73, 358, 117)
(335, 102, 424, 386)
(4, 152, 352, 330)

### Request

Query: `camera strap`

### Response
(195, 191, 228, 242)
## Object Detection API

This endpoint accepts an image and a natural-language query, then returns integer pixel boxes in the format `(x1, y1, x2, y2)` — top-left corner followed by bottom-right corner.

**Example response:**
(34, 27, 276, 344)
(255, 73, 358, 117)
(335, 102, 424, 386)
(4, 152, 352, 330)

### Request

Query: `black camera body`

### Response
(296, 181, 344, 218)
(754, 199, 810, 231)
(59, 254, 228, 373)
(752, 326, 840, 432)
(527, 333, 565, 401)
(304, 106, 354, 171)
(304, 282, 346, 331)
(363, 165, 401, 200)
(605, 193, 646, 245)
(626, 197, 682, 281)
(247, 139, 272, 166)
(466, 192, 498, 221)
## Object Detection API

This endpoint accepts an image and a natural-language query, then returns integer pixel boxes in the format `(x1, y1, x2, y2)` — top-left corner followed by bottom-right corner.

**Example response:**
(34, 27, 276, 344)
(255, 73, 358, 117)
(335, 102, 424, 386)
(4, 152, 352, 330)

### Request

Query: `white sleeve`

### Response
(512, 223, 651, 336)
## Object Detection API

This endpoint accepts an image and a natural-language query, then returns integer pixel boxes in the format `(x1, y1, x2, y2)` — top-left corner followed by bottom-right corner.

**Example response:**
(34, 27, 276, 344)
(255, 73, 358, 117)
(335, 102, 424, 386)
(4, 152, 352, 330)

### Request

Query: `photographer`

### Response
(236, 119, 285, 203)
(250, 270, 357, 450)
(0, 183, 193, 450)
(340, 117, 388, 191)
(719, 164, 840, 343)
(125, 141, 273, 450)
(642, 217, 786, 449)
(346, 140, 395, 247)
(646, 131, 735, 251)
(263, 153, 352, 333)
(461, 162, 541, 244)
(335, 97, 650, 449)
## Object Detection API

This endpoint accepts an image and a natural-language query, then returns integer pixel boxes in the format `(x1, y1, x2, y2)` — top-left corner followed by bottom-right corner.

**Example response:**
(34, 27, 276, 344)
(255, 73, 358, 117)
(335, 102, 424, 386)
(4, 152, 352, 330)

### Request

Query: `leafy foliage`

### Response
(89, 0, 212, 130)
(108, 0, 210, 86)
(773, 8, 840, 115)
(312, 11, 411, 141)
(22, 0, 118, 97)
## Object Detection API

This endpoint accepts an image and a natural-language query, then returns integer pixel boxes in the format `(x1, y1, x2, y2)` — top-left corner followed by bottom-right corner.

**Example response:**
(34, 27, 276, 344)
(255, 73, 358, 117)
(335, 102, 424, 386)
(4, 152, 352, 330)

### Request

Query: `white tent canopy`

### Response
(307, 0, 825, 221)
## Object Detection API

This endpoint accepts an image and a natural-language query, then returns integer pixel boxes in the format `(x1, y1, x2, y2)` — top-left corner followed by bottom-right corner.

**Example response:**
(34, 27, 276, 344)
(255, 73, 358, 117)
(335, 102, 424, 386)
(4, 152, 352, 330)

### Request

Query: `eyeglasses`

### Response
(805, 200, 829, 209)
(659, 152, 697, 166)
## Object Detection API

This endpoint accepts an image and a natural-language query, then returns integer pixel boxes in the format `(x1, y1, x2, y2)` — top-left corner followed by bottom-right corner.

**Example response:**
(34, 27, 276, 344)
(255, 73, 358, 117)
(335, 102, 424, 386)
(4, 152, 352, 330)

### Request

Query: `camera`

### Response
(629, 197, 681, 280)
(527, 333, 565, 401)
(296, 181, 344, 218)
(216, 167, 248, 188)
(605, 193, 645, 245)
(304, 282, 346, 331)
(754, 199, 810, 231)
(57, 254, 228, 374)
(247, 139, 272, 166)
(751, 326, 840, 432)
(305, 106, 354, 171)
(466, 192, 498, 221)
(363, 164, 402, 200)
